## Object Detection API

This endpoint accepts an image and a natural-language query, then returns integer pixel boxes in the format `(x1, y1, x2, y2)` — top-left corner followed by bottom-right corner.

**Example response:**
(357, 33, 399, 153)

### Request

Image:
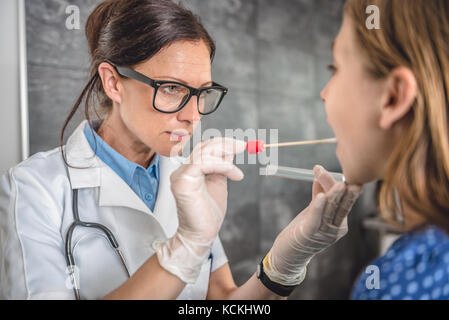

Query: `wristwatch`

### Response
(256, 259, 299, 297)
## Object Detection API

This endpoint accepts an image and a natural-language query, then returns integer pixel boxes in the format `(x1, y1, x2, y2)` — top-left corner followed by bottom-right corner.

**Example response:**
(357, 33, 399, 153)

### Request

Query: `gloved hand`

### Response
(263, 165, 362, 287)
(153, 137, 247, 283)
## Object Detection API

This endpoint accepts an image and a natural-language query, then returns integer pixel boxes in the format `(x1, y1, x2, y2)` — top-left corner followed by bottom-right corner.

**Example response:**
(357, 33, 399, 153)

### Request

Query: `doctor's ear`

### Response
(98, 62, 123, 104)
(379, 67, 417, 130)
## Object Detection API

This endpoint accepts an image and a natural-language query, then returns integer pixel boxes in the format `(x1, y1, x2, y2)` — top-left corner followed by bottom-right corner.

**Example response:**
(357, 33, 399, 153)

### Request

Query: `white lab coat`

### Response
(0, 121, 228, 300)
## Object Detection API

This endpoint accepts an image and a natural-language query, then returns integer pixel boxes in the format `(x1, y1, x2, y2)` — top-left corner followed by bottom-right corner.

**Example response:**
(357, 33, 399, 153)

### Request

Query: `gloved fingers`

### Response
(319, 182, 346, 233)
(205, 139, 246, 164)
(297, 219, 342, 246)
(189, 137, 246, 164)
(333, 184, 363, 226)
(293, 225, 331, 248)
(198, 155, 244, 181)
(185, 139, 216, 164)
(207, 137, 246, 156)
(174, 138, 246, 187)
(312, 165, 338, 197)
(311, 179, 325, 199)
(299, 192, 327, 232)
(174, 155, 245, 182)
(315, 221, 348, 241)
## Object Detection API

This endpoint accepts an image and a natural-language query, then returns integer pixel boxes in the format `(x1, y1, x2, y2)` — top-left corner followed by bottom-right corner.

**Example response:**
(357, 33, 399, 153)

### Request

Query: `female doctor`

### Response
(0, 0, 361, 300)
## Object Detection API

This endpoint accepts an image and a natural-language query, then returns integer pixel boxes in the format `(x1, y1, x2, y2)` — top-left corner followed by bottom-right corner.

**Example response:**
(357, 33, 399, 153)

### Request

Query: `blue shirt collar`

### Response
(83, 122, 160, 186)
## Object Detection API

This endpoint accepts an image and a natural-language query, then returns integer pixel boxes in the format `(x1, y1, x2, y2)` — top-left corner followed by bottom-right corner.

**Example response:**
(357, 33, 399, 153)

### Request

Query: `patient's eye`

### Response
(327, 64, 337, 76)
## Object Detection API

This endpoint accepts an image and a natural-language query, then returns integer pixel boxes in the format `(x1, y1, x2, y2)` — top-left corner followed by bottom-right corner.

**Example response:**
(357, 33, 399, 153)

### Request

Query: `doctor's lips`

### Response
(168, 130, 191, 142)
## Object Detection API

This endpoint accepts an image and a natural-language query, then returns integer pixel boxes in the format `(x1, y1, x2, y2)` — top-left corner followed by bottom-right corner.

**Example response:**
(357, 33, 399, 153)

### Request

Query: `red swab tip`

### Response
(246, 140, 265, 154)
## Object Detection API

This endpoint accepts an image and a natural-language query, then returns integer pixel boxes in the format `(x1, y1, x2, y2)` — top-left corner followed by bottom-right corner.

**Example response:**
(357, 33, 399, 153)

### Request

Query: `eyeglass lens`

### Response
(154, 83, 223, 114)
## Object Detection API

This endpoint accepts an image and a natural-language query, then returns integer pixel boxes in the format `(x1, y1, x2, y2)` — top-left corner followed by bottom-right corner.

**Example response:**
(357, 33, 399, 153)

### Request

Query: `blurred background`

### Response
(1, 0, 395, 299)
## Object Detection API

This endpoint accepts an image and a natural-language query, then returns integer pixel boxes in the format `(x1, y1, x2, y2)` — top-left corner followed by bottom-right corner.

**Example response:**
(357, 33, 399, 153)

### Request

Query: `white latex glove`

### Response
(153, 137, 247, 283)
(264, 165, 363, 287)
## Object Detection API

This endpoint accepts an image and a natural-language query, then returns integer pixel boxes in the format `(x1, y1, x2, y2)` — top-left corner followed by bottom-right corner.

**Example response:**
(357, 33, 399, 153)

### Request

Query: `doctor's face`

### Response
(109, 40, 212, 157)
(320, 16, 392, 185)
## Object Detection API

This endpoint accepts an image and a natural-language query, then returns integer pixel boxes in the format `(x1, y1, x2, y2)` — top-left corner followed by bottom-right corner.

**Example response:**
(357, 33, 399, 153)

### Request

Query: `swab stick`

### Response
(265, 138, 337, 148)
(246, 138, 337, 154)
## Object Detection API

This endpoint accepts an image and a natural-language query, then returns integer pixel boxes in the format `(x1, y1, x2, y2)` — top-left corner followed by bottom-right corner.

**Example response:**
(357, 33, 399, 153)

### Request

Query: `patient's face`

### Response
(320, 16, 391, 185)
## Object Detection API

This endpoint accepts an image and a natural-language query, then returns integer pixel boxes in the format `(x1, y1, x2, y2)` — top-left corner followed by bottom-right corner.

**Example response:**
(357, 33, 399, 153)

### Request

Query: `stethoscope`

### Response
(62, 152, 214, 299)
(64, 187, 131, 300)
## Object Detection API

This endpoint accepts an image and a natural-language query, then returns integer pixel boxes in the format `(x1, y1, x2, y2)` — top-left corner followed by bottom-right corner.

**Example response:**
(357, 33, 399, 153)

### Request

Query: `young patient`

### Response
(321, 0, 449, 300)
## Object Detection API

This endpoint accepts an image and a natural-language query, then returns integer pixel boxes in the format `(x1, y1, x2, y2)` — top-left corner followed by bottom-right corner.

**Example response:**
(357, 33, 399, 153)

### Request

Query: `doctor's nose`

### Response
(177, 97, 201, 123)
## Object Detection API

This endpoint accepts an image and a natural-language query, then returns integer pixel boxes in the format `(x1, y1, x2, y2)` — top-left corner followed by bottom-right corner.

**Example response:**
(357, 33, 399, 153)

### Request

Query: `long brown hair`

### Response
(344, 0, 449, 233)
(60, 0, 215, 163)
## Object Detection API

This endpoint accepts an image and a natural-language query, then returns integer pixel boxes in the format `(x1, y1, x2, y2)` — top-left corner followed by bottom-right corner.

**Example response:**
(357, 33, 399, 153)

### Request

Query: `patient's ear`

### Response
(379, 67, 417, 130)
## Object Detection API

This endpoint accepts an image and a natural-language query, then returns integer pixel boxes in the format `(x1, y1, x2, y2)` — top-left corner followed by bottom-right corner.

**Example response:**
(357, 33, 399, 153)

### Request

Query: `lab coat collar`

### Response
(65, 121, 184, 219)
(65, 121, 101, 188)
(83, 122, 161, 185)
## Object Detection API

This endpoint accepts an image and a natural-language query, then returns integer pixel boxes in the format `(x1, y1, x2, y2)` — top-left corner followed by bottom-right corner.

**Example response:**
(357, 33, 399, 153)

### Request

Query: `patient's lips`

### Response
(246, 140, 265, 154)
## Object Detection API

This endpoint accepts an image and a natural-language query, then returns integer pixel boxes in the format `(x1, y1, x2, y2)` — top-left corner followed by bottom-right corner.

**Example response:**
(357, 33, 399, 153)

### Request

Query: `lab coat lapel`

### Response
(65, 120, 184, 236)
(66, 121, 153, 215)
(99, 165, 152, 215)
(99, 154, 184, 226)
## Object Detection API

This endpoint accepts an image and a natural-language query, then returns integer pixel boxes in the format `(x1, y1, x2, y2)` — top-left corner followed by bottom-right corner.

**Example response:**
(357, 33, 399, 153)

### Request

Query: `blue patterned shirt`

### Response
(83, 123, 160, 212)
(351, 225, 449, 300)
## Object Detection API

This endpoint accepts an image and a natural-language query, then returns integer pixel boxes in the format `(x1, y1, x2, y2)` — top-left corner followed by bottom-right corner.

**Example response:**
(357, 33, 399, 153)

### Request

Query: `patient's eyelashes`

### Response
(327, 64, 337, 76)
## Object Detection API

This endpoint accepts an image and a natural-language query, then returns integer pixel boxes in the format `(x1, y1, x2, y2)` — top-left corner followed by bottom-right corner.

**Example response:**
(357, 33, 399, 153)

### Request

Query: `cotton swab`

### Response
(246, 138, 337, 154)
(246, 140, 266, 154)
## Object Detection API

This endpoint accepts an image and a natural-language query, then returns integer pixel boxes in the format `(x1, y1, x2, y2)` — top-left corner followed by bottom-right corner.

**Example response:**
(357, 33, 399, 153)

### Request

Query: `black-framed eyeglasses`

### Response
(109, 62, 228, 115)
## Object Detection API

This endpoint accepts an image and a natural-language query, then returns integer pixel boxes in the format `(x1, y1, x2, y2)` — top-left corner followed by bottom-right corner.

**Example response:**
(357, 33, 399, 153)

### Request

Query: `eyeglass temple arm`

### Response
(112, 64, 158, 88)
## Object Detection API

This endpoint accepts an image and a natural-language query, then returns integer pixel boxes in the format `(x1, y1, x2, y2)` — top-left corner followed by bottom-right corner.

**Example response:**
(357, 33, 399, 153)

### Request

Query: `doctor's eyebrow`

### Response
(331, 41, 335, 53)
(152, 75, 213, 87)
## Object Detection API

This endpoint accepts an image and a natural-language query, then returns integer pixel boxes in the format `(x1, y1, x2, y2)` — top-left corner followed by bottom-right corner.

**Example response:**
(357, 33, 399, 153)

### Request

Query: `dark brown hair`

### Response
(60, 0, 215, 161)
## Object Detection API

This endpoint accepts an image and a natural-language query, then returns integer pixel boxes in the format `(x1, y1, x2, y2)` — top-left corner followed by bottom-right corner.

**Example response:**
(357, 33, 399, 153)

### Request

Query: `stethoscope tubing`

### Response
(65, 189, 130, 300)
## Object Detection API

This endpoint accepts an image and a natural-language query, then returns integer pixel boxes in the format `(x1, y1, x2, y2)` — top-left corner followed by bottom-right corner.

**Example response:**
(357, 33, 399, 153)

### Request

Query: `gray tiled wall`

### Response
(26, 0, 379, 299)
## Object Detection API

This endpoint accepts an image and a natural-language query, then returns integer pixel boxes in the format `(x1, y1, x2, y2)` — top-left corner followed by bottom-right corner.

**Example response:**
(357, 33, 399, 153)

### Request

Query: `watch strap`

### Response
(257, 259, 299, 297)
